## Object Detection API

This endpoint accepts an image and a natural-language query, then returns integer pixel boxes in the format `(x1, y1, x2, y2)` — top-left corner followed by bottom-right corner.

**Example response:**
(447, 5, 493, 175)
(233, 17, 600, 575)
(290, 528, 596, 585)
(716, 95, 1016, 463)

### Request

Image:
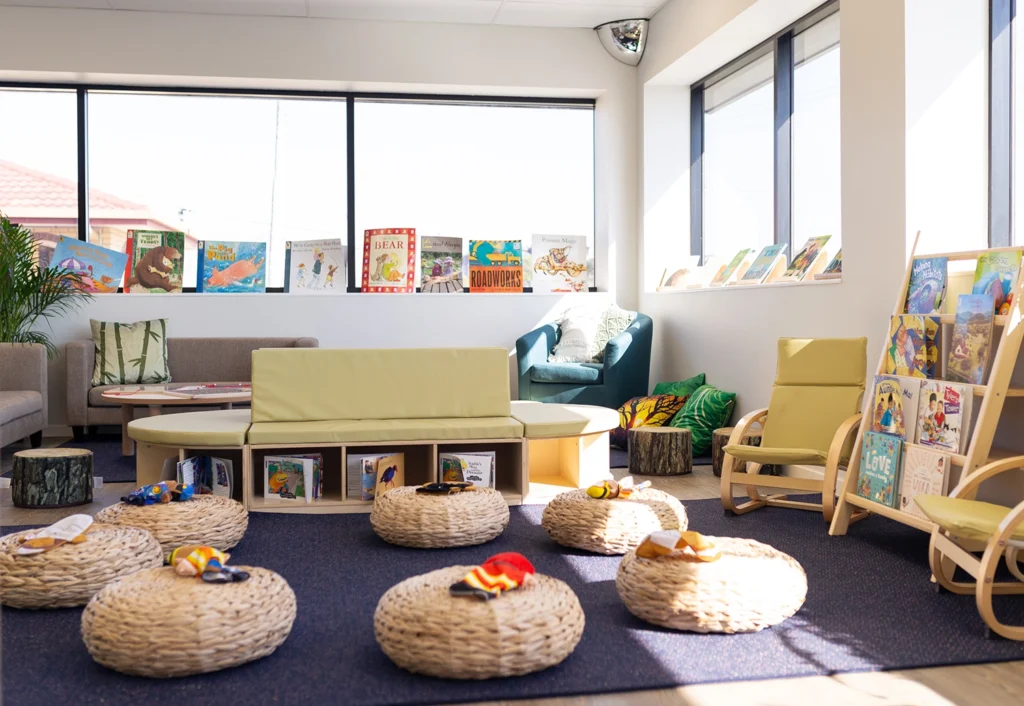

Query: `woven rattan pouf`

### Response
(82, 566, 296, 678)
(616, 536, 807, 633)
(375, 565, 584, 679)
(370, 486, 510, 548)
(94, 495, 248, 553)
(541, 488, 688, 555)
(0, 524, 163, 609)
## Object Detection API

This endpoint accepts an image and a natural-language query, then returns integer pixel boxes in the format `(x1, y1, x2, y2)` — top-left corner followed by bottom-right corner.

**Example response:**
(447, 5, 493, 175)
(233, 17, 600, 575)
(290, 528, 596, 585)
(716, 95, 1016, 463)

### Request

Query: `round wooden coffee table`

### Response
(101, 386, 251, 456)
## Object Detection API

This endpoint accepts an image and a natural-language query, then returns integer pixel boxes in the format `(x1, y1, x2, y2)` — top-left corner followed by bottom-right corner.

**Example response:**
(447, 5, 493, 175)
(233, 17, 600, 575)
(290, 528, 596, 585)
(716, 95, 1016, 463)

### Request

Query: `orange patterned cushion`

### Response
(610, 395, 688, 449)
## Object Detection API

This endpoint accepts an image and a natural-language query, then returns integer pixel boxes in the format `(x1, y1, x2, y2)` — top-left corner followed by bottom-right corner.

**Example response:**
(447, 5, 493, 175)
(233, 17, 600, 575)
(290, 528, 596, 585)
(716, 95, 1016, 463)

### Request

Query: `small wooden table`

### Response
(101, 386, 251, 457)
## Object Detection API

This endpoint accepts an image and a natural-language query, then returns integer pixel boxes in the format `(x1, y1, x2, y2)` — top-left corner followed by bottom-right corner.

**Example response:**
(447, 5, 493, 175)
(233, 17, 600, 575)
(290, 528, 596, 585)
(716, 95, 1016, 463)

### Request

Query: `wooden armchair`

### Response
(720, 337, 867, 522)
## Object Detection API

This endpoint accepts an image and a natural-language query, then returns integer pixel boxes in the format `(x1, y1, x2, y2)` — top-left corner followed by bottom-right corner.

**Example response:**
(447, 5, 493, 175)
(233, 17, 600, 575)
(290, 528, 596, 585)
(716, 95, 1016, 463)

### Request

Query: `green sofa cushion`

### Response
(653, 373, 706, 399)
(669, 384, 737, 455)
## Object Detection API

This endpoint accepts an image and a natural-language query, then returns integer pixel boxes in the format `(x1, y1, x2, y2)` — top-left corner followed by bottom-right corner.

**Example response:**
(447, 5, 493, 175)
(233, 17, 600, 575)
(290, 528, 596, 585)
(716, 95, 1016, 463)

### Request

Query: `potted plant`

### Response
(0, 212, 91, 358)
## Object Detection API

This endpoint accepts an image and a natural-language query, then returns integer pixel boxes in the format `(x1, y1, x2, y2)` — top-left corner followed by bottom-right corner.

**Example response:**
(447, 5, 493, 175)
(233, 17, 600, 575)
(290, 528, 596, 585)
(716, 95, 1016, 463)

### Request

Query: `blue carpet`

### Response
(4, 499, 1024, 706)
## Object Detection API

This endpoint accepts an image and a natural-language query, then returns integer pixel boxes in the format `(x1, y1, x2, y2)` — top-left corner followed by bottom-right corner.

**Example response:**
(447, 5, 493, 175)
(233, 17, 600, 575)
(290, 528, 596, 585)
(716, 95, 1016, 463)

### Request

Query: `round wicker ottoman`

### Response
(82, 566, 296, 678)
(375, 565, 584, 679)
(94, 495, 248, 553)
(541, 488, 688, 555)
(616, 536, 807, 633)
(370, 486, 510, 548)
(0, 524, 163, 609)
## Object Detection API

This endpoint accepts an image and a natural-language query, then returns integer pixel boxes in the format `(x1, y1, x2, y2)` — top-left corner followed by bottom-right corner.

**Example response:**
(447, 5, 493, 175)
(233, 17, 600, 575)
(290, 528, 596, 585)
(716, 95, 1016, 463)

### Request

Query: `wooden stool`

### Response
(628, 427, 692, 476)
(11, 448, 93, 508)
(712, 428, 780, 477)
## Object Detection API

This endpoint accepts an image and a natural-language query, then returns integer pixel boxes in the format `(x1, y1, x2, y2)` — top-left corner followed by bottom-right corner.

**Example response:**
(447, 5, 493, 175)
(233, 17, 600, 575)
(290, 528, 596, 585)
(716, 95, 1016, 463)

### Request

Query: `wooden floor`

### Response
(2, 437, 1021, 706)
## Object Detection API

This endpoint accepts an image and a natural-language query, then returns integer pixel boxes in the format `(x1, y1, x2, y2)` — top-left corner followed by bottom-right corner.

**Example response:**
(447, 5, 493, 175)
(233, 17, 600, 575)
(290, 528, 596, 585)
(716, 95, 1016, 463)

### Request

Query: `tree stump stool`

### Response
(628, 427, 692, 476)
(712, 427, 780, 478)
(11, 448, 93, 508)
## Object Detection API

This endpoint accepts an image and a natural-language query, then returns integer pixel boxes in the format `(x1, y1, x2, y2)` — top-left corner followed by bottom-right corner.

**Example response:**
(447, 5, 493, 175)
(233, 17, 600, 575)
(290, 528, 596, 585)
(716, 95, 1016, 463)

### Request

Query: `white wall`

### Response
(0, 6, 635, 428)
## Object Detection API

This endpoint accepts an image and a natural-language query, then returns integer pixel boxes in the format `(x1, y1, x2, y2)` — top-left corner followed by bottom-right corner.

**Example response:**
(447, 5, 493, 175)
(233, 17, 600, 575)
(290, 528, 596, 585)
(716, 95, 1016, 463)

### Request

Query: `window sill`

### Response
(650, 277, 842, 294)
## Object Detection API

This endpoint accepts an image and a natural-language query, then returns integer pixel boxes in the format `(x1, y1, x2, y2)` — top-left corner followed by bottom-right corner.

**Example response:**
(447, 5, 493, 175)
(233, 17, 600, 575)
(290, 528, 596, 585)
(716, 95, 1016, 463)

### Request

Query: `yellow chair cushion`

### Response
(760, 386, 863, 457)
(723, 444, 828, 466)
(251, 348, 511, 423)
(775, 337, 868, 387)
(127, 409, 251, 447)
(914, 495, 1024, 541)
(510, 401, 619, 439)
(247, 417, 524, 445)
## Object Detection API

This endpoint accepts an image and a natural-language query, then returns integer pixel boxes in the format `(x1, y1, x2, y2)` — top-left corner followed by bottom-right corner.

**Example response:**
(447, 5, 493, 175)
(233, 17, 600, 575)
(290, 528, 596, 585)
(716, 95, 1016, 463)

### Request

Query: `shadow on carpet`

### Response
(0, 437, 135, 484)
(6, 498, 1024, 706)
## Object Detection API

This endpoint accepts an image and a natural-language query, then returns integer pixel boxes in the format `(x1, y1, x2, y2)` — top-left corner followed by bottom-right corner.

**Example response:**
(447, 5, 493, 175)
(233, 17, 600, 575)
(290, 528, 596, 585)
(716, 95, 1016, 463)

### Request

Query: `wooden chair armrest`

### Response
(727, 408, 768, 446)
(826, 413, 862, 467)
(949, 456, 1024, 500)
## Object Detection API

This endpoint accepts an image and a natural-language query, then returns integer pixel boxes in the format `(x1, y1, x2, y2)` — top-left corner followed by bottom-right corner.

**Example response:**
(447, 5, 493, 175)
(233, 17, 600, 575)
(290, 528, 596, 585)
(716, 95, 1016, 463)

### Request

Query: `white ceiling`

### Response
(0, 0, 667, 28)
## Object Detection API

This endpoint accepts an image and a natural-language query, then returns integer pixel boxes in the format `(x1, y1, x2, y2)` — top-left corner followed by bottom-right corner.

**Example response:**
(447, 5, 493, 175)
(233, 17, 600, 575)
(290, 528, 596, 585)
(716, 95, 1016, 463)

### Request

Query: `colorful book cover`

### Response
(709, 248, 753, 286)
(440, 452, 496, 488)
(284, 238, 346, 294)
(916, 381, 969, 452)
(180, 456, 233, 498)
(885, 315, 928, 378)
(871, 375, 910, 439)
(532, 235, 588, 293)
(50, 236, 127, 294)
(362, 228, 416, 293)
(361, 458, 378, 501)
(264, 456, 310, 502)
(419, 236, 464, 293)
(857, 431, 904, 508)
(469, 240, 523, 292)
(822, 249, 842, 275)
(739, 244, 788, 284)
(375, 453, 405, 497)
(947, 293, 995, 385)
(126, 229, 185, 294)
(781, 235, 831, 281)
(196, 240, 267, 293)
(898, 444, 951, 520)
(924, 316, 941, 379)
(906, 257, 948, 314)
(121, 232, 133, 294)
(973, 250, 1022, 315)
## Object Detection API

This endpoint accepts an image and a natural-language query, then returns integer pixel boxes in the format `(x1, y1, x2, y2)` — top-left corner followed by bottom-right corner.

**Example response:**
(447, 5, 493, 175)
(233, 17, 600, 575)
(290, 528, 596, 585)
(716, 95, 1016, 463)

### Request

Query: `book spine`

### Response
(283, 242, 292, 293)
(123, 231, 134, 293)
(196, 241, 206, 293)
(361, 231, 373, 292)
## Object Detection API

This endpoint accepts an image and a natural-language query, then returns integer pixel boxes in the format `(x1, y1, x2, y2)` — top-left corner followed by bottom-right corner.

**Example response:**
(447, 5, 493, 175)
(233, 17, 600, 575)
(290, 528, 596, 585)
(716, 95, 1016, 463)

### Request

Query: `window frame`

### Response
(0, 82, 597, 293)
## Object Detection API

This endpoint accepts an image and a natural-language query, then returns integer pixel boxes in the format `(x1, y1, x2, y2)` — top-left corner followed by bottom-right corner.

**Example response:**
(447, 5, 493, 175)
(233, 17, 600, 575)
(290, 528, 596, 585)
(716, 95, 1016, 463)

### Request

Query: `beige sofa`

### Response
(0, 343, 47, 449)
(66, 337, 318, 440)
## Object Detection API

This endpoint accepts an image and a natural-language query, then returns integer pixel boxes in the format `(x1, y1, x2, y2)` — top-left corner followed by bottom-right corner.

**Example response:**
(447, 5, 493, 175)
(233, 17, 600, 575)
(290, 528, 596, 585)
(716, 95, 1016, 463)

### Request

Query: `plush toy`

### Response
(586, 476, 651, 500)
(449, 552, 536, 600)
(416, 481, 479, 495)
(16, 514, 93, 555)
(635, 529, 721, 562)
(166, 545, 249, 583)
(122, 480, 195, 506)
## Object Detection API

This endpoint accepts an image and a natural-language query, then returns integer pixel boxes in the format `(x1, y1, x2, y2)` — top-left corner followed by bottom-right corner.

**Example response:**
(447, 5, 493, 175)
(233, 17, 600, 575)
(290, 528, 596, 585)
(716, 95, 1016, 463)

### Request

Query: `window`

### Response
(354, 100, 595, 288)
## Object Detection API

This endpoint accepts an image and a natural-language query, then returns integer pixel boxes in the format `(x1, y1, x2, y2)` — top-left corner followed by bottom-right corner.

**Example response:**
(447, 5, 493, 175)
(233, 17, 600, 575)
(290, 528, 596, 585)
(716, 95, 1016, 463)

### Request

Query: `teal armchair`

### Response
(515, 313, 653, 409)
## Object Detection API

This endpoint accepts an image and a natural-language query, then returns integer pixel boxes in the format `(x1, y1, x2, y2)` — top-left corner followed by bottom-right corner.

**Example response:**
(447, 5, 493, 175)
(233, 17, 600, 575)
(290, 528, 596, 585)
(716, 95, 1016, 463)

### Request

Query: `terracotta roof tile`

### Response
(0, 159, 147, 213)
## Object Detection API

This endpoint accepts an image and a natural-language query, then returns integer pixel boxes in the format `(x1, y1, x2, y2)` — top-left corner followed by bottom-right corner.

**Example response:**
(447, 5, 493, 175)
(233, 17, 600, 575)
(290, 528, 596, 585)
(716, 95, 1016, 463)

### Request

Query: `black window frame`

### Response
(0, 82, 597, 293)
(991, 0, 1014, 248)
(689, 0, 839, 265)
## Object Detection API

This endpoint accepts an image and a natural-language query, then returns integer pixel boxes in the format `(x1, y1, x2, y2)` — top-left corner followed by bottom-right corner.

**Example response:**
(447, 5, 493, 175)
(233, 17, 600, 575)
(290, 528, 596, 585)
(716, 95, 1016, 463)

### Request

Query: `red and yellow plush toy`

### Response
(449, 552, 536, 600)
(635, 529, 722, 562)
(166, 545, 250, 583)
(586, 476, 651, 500)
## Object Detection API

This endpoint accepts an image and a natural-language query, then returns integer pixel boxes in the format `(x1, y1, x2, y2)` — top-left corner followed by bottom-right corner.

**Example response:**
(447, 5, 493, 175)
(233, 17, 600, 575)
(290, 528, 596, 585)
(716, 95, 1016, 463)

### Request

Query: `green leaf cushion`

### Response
(90, 318, 171, 386)
(610, 394, 688, 449)
(669, 384, 737, 455)
(653, 373, 706, 399)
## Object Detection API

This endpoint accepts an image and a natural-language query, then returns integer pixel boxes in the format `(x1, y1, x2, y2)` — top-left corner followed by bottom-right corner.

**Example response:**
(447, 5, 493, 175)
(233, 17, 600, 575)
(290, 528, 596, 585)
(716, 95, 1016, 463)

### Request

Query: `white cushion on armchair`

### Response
(549, 305, 636, 364)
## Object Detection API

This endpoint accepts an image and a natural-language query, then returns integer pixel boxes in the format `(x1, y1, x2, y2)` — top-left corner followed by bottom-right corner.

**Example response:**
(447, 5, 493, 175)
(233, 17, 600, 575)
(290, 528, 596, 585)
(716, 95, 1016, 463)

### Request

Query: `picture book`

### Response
(906, 257, 948, 315)
(50, 236, 127, 294)
(947, 294, 995, 385)
(361, 458, 379, 502)
(813, 249, 842, 280)
(973, 250, 1022, 315)
(177, 456, 232, 498)
(468, 240, 524, 292)
(885, 315, 928, 378)
(709, 248, 753, 286)
(781, 235, 831, 282)
(196, 241, 267, 293)
(375, 453, 405, 497)
(857, 432, 904, 508)
(924, 316, 941, 379)
(346, 455, 364, 499)
(419, 236, 464, 293)
(899, 444, 951, 520)
(354, 453, 399, 501)
(439, 452, 496, 489)
(738, 244, 788, 285)
(916, 381, 971, 452)
(871, 375, 920, 440)
(657, 256, 701, 290)
(285, 453, 323, 501)
(125, 230, 185, 294)
(284, 238, 347, 294)
(264, 456, 313, 502)
(532, 235, 588, 293)
(361, 228, 416, 293)
(121, 232, 133, 294)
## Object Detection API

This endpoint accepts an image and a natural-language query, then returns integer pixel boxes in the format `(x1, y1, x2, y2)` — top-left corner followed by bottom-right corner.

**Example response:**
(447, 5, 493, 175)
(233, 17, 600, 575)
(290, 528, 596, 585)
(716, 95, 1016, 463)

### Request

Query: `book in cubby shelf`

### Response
(439, 451, 496, 489)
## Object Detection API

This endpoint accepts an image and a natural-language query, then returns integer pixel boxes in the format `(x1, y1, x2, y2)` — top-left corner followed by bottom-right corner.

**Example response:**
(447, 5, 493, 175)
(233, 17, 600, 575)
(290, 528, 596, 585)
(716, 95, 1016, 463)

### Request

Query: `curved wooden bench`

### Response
(128, 409, 251, 487)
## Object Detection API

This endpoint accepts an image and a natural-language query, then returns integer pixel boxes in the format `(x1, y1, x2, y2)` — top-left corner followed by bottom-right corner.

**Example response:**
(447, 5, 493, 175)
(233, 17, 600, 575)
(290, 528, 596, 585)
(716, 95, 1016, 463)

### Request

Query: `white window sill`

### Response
(649, 277, 842, 294)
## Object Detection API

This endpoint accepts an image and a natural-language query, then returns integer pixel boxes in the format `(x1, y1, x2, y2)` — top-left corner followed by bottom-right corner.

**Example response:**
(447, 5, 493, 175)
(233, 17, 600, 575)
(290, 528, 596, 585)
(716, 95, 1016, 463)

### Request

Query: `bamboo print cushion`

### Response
(669, 385, 737, 455)
(90, 319, 171, 386)
(610, 395, 688, 449)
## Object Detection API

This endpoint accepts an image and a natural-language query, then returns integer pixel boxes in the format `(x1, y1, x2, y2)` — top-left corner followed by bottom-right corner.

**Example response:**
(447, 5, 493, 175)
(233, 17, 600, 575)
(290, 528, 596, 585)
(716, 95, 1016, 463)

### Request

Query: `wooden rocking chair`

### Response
(918, 456, 1024, 640)
(720, 337, 867, 522)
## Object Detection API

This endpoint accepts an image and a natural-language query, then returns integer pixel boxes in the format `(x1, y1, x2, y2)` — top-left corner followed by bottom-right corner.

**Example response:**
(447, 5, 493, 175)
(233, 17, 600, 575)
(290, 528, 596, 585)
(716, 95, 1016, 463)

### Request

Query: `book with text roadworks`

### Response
(532, 235, 588, 293)
(709, 248, 753, 286)
(264, 456, 313, 503)
(871, 375, 921, 441)
(916, 381, 971, 453)
(375, 453, 405, 497)
(947, 294, 995, 385)
(284, 238, 347, 294)
(50, 236, 128, 294)
(362, 228, 416, 293)
(906, 257, 948, 314)
(177, 456, 232, 498)
(739, 244, 788, 284)
(899, 444, 951, 520)
(973, 250, 1022, 315)
(439, 452, 496, 488)
(196, 241, 267, 293)
(857, 432, 904, 508)
(885, 315, 928, 378)
(419, 236, 464, 293)
(781, 235, 831, 282)
(469, 240, 524, 292)
(126, 230, 185, 293)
